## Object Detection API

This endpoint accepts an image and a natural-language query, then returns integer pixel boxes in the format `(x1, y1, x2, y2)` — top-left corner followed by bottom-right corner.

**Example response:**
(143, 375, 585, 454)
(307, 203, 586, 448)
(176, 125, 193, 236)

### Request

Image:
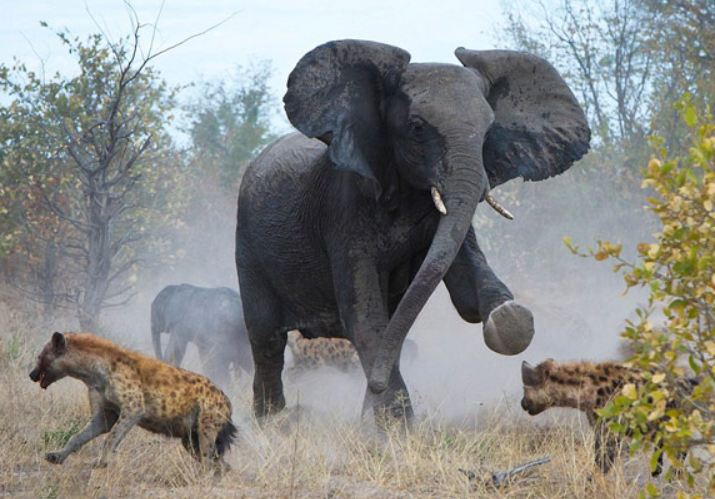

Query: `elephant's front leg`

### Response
(443, 226, 534, 355)
(333, 257, 414, 424)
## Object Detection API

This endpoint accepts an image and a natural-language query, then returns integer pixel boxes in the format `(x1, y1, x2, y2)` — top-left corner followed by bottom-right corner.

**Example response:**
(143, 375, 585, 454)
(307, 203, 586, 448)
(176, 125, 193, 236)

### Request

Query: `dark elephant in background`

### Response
(236, 40, 590, 422)
(151, 284, 252, 386)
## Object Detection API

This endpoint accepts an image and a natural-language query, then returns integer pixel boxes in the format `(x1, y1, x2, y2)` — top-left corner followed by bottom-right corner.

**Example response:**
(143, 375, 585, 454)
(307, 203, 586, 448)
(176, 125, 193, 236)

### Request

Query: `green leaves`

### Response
(184, 63, 276, 190)
(683, 103, 698, 128)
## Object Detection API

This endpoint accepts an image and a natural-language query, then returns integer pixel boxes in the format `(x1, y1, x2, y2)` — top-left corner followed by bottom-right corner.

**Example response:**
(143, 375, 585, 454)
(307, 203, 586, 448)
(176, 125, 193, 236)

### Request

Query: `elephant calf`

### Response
(151, 284, 251, 386)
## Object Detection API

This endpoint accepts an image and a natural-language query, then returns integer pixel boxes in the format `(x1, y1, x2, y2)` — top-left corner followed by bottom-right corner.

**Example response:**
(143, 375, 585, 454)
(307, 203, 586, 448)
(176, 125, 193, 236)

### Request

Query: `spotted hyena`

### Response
(286, 330, 419, 376)
(29, 332, 236, 469)
(286, 330, 361, 373)
(520, 359, 694, 475)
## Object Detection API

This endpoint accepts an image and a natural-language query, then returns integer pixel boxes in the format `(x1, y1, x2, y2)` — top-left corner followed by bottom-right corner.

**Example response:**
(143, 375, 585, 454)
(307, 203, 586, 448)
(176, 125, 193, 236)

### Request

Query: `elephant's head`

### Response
(283, 40, 590, 392)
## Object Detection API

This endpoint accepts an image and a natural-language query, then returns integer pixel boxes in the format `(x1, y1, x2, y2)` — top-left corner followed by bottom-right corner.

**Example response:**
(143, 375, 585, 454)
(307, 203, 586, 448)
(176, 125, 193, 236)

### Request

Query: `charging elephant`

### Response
(151, 284, 252, 386)
(236, 40, 590, 422)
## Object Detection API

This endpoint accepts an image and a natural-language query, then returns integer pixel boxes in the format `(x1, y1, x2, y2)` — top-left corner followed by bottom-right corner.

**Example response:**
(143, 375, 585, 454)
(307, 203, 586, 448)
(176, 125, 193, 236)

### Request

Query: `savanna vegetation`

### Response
(0, 1, 713, 497)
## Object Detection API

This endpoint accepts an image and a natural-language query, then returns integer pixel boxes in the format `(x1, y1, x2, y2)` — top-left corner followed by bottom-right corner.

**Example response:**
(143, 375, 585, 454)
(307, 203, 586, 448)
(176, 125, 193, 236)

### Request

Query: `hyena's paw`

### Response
(215, 459, 231, 476)
(45, 451, 66, 464)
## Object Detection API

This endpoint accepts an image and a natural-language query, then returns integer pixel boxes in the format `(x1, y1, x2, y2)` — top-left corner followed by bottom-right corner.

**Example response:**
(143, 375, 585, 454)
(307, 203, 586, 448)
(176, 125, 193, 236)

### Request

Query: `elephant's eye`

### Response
(408, 118, 425, 137)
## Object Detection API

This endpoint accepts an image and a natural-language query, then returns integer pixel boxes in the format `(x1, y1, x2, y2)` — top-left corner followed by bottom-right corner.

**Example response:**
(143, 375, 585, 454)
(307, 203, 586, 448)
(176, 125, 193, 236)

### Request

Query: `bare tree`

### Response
(502, 0, 653, 151)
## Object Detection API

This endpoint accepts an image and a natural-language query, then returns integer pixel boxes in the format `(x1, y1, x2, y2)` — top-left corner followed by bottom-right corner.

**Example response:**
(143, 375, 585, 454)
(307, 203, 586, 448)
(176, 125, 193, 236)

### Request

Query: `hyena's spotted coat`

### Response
(29, 332, 236, 469)
(286, 330, 361, 373)
(520, 358, 695, 476)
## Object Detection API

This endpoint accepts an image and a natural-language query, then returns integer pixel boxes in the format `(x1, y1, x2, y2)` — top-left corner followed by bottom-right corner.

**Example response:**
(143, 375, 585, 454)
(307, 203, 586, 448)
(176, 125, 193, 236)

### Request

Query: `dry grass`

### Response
(0, 301, 695, 498)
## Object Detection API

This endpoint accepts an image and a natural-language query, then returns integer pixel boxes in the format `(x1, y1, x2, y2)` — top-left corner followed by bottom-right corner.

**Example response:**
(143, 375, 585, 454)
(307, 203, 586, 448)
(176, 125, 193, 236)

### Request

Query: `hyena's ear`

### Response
(522, 361, 543, 386)
(51, 332, 66, 353)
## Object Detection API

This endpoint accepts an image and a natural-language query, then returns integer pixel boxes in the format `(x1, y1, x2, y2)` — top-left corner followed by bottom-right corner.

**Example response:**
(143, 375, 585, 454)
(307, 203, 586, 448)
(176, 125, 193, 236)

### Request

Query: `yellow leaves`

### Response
(622, 383, 638, 400)
(652, 372, 666, 384)
(647, 244, 660, 259)
(624, 273, 640, 287)
(637, 242, 652, 255)
(703, 136, 715, 153)
(705, 340, 715, 357)
(594, 251, 608, 261)
(647, 403, 666, 422)
(664, 420, 679, 433)
(594, 240, 623, 260)
(648, 158, 662, 175)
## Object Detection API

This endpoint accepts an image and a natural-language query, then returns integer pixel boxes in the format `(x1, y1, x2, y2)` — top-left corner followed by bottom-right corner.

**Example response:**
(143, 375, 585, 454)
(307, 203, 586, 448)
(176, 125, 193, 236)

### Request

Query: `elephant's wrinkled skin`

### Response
(151, 284, 252, 386)
(236, 40, 590, 422)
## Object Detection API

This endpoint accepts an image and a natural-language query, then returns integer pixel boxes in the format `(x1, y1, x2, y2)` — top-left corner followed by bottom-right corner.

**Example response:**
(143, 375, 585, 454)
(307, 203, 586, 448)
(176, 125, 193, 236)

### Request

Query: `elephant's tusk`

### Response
(430, 187, 447, 215)
(485, 193, 514, 220)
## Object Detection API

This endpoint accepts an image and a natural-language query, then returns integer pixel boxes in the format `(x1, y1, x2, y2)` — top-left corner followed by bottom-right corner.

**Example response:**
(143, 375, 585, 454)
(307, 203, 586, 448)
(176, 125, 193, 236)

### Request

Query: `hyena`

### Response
(520, 359, 694, 476)
(286, 330, 361, 373)
(286, 330, 419, 375)
(29, 332, 237, 469)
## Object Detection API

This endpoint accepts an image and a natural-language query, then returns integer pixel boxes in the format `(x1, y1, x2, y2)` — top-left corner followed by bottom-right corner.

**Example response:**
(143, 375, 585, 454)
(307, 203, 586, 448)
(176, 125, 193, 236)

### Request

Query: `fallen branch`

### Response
(459, 456, 551, 489)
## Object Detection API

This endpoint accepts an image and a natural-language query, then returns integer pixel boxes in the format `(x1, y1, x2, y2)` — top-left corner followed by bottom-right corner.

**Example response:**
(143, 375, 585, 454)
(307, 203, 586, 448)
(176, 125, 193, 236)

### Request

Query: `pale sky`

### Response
(3, 0, 507, 131)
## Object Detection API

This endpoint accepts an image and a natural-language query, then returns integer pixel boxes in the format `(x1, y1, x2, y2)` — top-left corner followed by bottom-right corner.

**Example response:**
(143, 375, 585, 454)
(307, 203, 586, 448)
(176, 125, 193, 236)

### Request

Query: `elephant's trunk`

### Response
(368, 141, 487, 393)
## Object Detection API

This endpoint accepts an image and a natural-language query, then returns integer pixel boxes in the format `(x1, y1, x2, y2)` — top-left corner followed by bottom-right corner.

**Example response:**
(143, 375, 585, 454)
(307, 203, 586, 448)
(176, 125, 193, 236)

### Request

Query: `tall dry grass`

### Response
(0, 299, 693, 498)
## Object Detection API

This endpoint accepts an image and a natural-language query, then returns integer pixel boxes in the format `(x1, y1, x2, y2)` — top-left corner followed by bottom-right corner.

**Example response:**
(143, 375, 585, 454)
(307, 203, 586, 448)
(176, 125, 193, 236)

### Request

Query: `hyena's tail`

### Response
(215, 419, 238, 456)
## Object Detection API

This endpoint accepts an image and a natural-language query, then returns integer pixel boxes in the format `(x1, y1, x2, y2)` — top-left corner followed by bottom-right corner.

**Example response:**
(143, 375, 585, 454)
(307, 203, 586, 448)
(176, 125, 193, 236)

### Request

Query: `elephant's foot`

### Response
(374, 397, 414, 431)
(483, 300, 534, 355)
(364, 386, 414, 429)
(253, 375, 286, 420)
(254, 393, 286, 421)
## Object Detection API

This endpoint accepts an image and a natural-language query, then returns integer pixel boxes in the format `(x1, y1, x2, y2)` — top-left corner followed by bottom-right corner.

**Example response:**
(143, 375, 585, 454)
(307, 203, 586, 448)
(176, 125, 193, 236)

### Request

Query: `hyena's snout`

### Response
(520, 397, 530, 411)
(29, 368, 41, 382)
(520, 396, 544, 416)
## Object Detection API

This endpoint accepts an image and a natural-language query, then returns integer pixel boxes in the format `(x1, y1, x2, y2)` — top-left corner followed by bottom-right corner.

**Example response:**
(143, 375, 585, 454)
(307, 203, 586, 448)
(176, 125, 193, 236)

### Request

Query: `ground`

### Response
(0, 301, 696, 498)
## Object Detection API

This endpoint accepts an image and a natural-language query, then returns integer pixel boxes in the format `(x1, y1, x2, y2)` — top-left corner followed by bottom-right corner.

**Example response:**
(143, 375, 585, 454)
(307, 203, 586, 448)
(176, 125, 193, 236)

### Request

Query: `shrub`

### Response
(565, 97, 714, 496)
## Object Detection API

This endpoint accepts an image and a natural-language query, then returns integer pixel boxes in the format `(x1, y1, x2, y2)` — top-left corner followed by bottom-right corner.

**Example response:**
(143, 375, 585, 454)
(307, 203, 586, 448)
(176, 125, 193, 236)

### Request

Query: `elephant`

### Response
(150, 284, 252, 386)
(235, 40, 590, 422)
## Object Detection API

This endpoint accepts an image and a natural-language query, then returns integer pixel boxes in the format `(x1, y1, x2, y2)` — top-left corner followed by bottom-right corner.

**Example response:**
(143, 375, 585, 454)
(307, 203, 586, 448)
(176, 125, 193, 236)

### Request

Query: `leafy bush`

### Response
(565, 98, 714, 495)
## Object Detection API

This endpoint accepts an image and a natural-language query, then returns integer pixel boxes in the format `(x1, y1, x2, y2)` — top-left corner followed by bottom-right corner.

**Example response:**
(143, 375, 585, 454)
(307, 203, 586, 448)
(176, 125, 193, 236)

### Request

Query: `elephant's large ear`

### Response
(284, 40, 411, 196)
(455, 48, 590, 188)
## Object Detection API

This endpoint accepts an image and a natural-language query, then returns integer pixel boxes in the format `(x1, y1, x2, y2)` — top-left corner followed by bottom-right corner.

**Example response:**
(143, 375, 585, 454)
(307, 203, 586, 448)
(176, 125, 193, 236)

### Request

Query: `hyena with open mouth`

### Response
(30, 332, 237, 470)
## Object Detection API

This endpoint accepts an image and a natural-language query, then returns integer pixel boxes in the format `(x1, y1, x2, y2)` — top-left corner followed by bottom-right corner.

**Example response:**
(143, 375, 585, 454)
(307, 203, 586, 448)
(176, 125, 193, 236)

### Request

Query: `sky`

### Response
(3, 0, 507, 131)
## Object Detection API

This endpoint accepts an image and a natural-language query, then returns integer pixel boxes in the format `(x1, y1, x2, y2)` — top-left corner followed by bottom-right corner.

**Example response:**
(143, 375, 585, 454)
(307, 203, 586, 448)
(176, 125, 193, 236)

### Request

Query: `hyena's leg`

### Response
(196, 413, 221, 462)
(46, 391, 118, 464)
(194, 405, 232, 473)
(95, 387, 144, 468)
(593, 421, 619, 473)
(95, 412, 143, 468)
